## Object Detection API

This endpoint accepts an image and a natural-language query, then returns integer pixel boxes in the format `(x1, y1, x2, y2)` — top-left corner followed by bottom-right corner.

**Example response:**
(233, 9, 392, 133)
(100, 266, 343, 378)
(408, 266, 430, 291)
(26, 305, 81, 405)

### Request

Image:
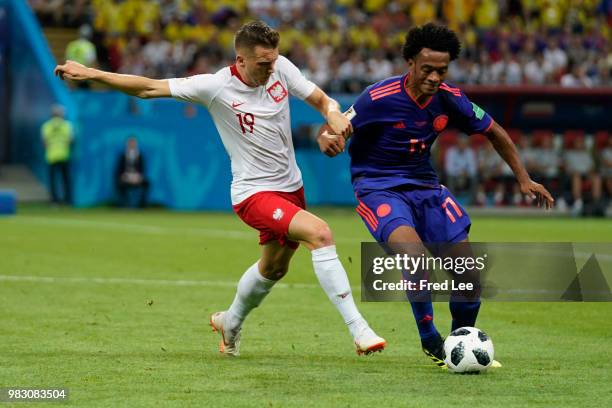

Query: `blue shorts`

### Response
(355, 185, 471, 243)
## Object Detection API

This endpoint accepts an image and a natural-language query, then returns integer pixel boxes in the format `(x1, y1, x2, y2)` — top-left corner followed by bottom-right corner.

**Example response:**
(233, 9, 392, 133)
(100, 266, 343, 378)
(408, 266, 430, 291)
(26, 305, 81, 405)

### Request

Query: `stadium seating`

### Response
(30, 0, 612, 90)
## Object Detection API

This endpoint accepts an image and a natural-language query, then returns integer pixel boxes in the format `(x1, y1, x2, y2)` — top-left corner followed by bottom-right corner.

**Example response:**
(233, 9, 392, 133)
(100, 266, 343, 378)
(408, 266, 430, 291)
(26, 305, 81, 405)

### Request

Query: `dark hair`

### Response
(402, 23, 461, 61)
(234, 20, 280, 51)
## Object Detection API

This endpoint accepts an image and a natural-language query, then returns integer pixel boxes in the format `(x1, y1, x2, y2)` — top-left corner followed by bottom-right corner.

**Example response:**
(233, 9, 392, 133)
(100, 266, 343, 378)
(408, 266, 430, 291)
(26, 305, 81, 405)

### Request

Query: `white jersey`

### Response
(168, 56, 316, 205)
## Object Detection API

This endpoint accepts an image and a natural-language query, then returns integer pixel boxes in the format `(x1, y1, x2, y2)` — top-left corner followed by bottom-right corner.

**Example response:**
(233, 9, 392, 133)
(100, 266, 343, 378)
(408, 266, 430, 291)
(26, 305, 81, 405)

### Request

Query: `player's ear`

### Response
(236, 54, 244, 66)
(236, 48, 247, 67)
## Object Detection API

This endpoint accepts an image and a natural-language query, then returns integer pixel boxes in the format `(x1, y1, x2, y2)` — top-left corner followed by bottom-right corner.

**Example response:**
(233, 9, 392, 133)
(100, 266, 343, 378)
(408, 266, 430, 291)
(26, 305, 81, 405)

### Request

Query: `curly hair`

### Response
(402, 23, 461, 61)
(234, 20, 280, 51)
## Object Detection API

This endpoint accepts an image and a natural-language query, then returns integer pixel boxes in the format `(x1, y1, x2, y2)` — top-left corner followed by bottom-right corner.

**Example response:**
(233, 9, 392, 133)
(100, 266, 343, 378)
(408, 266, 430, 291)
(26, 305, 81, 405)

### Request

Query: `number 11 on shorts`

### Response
(442, 197, 463, 223)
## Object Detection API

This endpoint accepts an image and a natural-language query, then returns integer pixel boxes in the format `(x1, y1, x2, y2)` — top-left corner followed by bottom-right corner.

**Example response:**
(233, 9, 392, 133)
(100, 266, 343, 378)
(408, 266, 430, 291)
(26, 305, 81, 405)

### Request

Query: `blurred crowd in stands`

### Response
(32, 0, 612, 92)
(436, 130, 611, 215)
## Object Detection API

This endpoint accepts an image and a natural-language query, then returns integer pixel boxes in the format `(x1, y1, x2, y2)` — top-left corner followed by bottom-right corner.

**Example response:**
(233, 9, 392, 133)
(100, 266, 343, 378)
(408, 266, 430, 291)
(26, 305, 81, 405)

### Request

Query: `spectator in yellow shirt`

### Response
(474, 0, 500, 30)
(443, 0, 476, 31)
(410, 0, 436, 26)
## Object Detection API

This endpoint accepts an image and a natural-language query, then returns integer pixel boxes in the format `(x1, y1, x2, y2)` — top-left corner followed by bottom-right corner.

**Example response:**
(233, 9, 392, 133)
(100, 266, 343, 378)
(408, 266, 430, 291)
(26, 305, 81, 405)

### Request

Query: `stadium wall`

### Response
(3, 0, 76, 179)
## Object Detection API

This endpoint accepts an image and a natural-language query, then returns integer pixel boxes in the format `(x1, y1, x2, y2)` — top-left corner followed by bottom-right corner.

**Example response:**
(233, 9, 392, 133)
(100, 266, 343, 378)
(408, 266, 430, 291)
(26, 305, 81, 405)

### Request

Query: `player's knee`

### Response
(259, 262, 289, 280)
(308, 222, 334, 248)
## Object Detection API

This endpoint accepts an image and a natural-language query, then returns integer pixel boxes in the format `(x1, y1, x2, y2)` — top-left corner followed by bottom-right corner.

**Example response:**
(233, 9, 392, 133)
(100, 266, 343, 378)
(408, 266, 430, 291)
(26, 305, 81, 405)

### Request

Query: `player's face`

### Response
(409, 48, 450, 96)
(238, 46, 279, 86)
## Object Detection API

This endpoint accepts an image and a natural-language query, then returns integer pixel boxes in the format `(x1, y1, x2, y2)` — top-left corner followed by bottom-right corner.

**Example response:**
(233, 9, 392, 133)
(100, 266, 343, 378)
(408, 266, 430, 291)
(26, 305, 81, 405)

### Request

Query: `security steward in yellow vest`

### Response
(41, 105, 73, 204)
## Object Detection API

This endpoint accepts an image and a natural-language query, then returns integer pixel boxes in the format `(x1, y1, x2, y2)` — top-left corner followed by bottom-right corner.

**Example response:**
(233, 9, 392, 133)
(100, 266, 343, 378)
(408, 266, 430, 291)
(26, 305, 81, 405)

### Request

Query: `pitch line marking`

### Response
(0, 274, 328, 290)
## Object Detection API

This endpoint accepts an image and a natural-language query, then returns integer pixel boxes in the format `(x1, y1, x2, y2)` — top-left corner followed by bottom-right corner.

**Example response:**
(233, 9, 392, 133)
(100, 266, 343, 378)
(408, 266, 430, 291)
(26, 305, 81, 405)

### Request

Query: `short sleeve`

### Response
(347, 85, 388, 130)
(275, 55, 316, 100)
(443, 85, 493, 134)
(168, 74, 219, 107)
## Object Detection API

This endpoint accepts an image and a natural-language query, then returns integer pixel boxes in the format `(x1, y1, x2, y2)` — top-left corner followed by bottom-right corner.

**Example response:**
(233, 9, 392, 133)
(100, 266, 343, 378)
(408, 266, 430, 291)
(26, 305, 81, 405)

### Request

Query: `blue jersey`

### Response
(347, 75, 493, 192)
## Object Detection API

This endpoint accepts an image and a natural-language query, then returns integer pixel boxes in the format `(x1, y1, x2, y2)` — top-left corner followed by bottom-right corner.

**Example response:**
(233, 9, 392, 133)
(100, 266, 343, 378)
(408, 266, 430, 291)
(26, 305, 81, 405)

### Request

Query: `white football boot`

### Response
(353, 325, 386, 355)
(209, 311, 241, 357)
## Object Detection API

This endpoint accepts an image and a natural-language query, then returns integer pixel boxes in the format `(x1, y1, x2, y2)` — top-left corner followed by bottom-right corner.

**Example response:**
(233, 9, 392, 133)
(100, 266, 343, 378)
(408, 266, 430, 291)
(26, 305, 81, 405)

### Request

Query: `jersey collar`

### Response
(403, 73, 433, 109)
(230, 64, 253, 87)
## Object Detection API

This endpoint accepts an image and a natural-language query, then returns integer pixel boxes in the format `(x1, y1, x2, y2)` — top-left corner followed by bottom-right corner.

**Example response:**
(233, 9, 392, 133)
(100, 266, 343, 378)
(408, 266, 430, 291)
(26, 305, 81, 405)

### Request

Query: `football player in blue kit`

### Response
(317, 23, 554, 368)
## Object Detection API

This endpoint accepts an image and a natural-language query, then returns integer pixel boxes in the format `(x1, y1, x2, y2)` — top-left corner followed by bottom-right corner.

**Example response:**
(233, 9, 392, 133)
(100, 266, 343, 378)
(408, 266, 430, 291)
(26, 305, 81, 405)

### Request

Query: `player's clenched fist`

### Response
(54, 60, 94, 82)
(317, 124, 345, 157)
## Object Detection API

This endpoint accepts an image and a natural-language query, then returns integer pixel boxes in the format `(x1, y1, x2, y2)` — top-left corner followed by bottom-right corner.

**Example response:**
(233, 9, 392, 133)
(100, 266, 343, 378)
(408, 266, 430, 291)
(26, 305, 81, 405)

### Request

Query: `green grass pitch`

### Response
(1, 206, 611, 407)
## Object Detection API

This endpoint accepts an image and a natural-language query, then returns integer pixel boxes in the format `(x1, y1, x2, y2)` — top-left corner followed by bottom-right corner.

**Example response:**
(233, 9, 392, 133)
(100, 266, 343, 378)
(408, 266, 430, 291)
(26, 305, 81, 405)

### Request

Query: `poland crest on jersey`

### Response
(267, 81, 288, 103)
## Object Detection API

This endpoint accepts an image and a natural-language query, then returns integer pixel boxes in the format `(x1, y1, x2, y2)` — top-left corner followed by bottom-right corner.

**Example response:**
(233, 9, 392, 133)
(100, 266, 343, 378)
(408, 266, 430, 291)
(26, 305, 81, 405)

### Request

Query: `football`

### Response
(443, 327, 494, 373)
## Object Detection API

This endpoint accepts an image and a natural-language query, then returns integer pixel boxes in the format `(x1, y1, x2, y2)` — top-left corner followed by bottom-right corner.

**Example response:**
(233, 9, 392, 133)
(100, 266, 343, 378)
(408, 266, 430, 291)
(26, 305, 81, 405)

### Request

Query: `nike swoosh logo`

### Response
(232, 102, 244, 108)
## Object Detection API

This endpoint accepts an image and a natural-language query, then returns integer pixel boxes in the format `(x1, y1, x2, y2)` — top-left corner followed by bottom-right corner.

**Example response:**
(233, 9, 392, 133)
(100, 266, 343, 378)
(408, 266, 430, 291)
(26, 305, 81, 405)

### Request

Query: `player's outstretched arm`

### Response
(485, 121, 554, 209)
(54, 60, 171, 99)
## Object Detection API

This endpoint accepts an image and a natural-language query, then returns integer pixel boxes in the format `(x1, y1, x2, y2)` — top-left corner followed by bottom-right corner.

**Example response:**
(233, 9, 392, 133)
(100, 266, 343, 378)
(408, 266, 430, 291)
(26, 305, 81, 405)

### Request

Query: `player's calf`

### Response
(289, 210, 386, 354)
(225, 261, 277, 332)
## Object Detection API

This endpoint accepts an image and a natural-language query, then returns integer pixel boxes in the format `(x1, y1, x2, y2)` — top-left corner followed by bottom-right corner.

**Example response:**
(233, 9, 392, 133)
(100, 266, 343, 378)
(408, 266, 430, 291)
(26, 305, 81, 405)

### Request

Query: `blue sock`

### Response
(403, 269, 438, 340)
(410, 298, 438, 340)
(449, 300, 481, 332)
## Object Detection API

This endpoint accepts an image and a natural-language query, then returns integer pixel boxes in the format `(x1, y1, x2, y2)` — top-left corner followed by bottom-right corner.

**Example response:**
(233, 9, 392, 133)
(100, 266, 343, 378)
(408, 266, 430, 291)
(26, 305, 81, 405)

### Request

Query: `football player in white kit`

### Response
(54, 21, 386, 356)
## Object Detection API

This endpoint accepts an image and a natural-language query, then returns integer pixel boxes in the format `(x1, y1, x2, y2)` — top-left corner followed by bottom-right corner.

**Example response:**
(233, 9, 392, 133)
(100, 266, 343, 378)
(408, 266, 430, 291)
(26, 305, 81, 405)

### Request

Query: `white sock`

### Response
(226, 261, 276, 330)
(311, 245, 366, 338)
